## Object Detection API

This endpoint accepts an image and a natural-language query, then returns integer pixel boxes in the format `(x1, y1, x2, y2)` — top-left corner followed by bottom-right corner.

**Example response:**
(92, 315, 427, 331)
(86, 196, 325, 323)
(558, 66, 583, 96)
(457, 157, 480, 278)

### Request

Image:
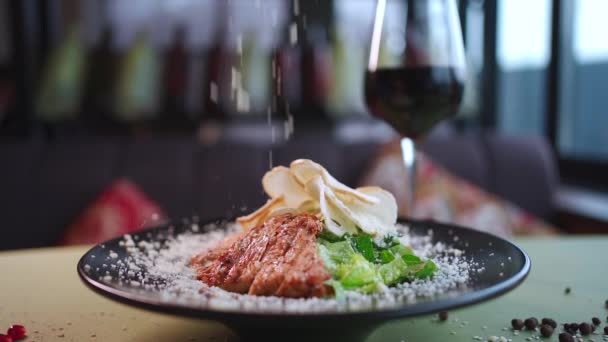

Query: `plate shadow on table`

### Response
(134, 320, 237, 342)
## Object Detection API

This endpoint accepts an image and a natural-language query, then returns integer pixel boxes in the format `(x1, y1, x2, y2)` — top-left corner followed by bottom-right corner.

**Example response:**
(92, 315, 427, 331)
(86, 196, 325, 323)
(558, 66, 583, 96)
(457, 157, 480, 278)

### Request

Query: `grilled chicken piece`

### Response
(190, 213, 331, 298)
(275, 238, 330, 298)
(189, 232, 243, 271)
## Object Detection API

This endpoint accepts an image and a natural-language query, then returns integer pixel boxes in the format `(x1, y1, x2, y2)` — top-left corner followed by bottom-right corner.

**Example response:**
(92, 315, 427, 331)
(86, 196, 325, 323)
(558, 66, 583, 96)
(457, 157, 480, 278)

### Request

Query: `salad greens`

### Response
(317, 230, 438, 297)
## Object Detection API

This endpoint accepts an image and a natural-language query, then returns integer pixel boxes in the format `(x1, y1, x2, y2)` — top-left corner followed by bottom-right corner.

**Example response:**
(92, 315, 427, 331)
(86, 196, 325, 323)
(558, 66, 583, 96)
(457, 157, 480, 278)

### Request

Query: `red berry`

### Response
(6, 325, 25, 340)
(0, 334, 12, 342)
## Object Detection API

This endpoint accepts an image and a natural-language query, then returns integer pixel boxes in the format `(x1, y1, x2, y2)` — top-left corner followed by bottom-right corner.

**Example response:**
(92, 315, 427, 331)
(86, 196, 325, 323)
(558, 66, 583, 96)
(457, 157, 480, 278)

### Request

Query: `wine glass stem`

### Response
(400, 137, 417, 216)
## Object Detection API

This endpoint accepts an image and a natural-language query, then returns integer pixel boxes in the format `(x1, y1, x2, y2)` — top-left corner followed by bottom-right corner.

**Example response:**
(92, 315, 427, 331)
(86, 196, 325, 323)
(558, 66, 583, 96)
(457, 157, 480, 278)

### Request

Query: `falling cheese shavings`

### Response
(209, 82, 218, 103)
(289, 22, 298, 45)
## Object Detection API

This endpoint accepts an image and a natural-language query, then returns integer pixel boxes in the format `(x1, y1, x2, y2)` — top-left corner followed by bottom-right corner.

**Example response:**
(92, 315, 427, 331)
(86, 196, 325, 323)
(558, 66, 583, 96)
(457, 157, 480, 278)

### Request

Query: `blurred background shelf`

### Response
(0, 0, 607, 249)
(0, 0, 605, 164)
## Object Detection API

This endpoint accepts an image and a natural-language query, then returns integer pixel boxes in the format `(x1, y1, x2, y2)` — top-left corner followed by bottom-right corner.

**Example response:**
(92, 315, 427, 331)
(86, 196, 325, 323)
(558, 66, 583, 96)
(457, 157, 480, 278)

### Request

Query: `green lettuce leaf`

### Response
(317, 231, 438, 297)
(377, 257, 409, 286)
(337, 254, 378, 289)
(317, 241, 356, 276)
(414, 260, 438, 279)
(402, 254, 422, 265)
(325, 279, 346, 300)
(389, 244, 414, 257)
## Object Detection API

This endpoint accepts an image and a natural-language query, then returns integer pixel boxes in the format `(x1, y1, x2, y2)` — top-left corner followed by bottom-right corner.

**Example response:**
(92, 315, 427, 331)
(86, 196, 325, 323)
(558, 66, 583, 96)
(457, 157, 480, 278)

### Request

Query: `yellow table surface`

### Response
(1, 237, 607, 342)
(0, 246, 232, 342)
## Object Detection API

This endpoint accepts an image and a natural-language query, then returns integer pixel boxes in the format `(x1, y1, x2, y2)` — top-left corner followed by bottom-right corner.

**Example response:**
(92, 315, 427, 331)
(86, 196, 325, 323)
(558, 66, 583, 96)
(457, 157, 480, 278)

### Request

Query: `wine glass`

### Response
(365, 0, 466, 215)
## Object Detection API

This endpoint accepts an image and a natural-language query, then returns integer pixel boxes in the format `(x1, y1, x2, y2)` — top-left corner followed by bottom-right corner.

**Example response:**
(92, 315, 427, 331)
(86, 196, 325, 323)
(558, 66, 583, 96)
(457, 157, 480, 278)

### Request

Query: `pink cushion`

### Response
(61, 179, 166, 245)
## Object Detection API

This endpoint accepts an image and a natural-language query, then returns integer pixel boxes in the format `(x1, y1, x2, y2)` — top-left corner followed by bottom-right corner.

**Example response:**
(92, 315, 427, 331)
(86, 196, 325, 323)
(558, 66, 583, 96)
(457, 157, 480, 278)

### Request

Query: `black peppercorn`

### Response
(541, 318, 557, 329)
(559, 332, 574, 342)
(569, 323, 579, 332)
(511, 318, 524, 330)
(540, 324, 553, 337)
(438, 311, 448, 321)
(524, 317, 538, 330)
(565, 287, 571, 294)
(592, 317, 601, 325)
(604, 326, 608, 335)
(579, 322, 592, 335)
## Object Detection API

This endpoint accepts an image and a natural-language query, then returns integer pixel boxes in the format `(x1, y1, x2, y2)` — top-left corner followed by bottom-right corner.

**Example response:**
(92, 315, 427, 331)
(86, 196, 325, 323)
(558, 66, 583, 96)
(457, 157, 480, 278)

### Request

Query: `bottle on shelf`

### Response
(81, 27, 119, 130)
(202, 22, 228, 120)
(35, 26, 86, 123)
(300, 23, 331, 121)
(114, 30, 161, 123)
(161, 26, 189, 124)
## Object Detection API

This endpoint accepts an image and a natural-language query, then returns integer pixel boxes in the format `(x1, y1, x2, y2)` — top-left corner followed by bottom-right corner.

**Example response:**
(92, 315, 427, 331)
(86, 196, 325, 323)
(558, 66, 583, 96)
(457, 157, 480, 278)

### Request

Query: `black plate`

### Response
(78, 218, 530, 342)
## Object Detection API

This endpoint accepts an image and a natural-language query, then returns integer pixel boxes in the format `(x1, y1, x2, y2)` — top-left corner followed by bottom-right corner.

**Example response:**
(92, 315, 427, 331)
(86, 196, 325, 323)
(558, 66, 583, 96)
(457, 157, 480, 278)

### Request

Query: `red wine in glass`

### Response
(364, 66, 464, 140)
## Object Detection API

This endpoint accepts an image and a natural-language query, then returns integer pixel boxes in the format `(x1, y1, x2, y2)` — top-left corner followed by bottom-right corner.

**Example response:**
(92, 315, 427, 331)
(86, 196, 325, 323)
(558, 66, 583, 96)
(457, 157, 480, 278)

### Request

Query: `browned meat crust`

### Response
(189, 232, 243, 272)
(190, 213, 331, 298)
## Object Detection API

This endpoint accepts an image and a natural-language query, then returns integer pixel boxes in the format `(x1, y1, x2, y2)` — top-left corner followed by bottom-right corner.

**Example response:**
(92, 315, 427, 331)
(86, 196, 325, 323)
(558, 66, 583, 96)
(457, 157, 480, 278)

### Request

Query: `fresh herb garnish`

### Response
(378, 249, 396, 264)
(317, 230, 345, 243)
(414, 260, 438, 279)
(382, 235, 402, 248)
(350, 234, 375, 262)
(402, 254, 422, 265)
